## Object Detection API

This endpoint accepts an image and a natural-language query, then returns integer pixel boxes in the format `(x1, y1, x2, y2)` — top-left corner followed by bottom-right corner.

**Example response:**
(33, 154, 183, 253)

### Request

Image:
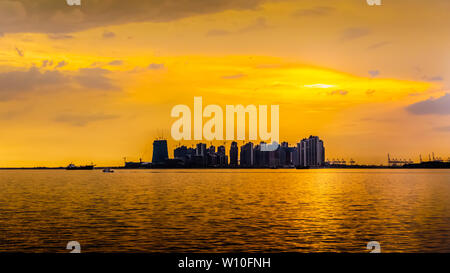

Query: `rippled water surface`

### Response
(0, 169, 448, 252)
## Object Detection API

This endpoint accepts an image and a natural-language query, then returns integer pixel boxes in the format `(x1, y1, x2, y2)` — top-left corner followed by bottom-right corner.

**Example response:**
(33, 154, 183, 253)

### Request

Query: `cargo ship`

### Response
(66, 163, 95, 170)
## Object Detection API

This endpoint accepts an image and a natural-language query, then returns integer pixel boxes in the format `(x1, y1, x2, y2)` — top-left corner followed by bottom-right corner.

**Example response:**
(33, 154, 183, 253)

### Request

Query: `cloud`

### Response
(368, 70, 380, 77)
(41, 60, 53, 67)
(102, 31, 116, 39)
(0, 0, 269, 34)
(0, 65, 120, 100)
(237, 17, 268, 33)
(222, 73, 246, 79)
(340, 27, 371, 41)
(0, 32, 3, 37)
(75, 68, 118, 90)
(368, 41, 390, 50)
(206, 17, 268, 37)
(328, 89, 348, 96)
(148, 63, 165, 70)
(366, 89, 376, 95)
(292, 6, 334, 17)
(434, 126, 450, 132)
(0, 67, 67, 100)
(304, 84, 335, 88)
(406, 93, 450, 115)
(55, 61, 68, 68)
(108, 60, 124, 66)
(206, 29, 231, 37)
(15, 47, 24, 57)
(424, 76, 443, 82)
(47, 33, 74, 40)
(54, 113, 119, 127)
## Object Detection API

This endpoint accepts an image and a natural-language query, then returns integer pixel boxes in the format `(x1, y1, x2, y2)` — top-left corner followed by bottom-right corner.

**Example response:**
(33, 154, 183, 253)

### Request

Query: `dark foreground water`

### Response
(0, 169, 448, 253)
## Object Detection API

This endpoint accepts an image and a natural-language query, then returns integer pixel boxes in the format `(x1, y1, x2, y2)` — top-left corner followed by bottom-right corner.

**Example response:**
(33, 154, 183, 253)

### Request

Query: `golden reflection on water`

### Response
(0, 169, 448, 252)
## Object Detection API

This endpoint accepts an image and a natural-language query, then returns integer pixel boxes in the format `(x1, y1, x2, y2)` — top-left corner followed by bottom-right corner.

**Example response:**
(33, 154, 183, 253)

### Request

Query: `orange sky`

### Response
(0, 0, 449, 167)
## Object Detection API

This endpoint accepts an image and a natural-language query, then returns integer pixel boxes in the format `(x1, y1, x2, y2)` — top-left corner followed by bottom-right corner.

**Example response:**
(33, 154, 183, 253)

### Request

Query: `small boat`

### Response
(103, 168, 114, 173)
(66, 163, 95, 170)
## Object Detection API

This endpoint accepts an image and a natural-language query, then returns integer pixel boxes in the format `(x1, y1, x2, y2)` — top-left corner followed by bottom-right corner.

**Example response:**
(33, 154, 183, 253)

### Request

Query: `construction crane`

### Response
(387, 153, 413, 166)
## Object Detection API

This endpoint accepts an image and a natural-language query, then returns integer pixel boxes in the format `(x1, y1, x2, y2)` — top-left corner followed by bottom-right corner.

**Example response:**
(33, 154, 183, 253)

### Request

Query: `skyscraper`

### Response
(240, 142, 254, 167)
(279, 142, 292, 167)
(297, 136, 325, 167)
(217, 145, 228, 167)
(229, 141, 239, 166)
(196, 143, 207, 157)
(152, 140, 169, 164)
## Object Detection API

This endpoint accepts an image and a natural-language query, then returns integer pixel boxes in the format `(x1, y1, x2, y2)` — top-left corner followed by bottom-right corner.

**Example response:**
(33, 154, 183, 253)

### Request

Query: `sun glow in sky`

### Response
(0, 0, 449, 167)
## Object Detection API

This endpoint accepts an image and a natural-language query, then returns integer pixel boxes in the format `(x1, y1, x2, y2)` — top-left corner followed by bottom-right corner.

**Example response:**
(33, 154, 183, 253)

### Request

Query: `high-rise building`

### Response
(217, 145, 228, 167)
(279, 142, 292, 167)
(297, 136, 325, 167)
(196, 143, 207, 157)
(174, 145, 188, 159)
(217, 145, 226, 155)
(229, 141, 239, 166)
(240, 142, 254, 167)
(195, 143, 207, 167)
(152, 140, 169, 164)
(292, 146, 300, 166)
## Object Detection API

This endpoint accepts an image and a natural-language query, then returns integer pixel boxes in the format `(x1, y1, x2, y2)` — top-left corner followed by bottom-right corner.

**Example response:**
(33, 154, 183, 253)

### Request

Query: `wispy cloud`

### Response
(108, 60, 124, 66)
(148, 63, 165, 70)
(328, 89, 348, 96)
(102, 31, 116, 39)
(54, 113, 119, 127)
(292, 6, 334, 17)
(222, 73, 246, 80)
(368, 41, 390, 50)
(47, 33, 74, 40)
(369, 70, 380, 77)
(406, 93, 450, 115)
(340, 27, 371, 41)
(304, 84, 335, 89)
(434, 125, 450, 132)
(423, 76, 443, 82)
(55, 61, 68, 68)
(206, 29, 231, 37)
(206, 17, 268, 37)
(0, 67, 67, 100)
(75, 68, 119, 90)
(15, 47, 24, 57)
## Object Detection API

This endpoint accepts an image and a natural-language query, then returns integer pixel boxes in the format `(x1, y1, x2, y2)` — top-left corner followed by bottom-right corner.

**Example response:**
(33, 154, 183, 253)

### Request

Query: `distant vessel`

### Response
(103, 168, 114, 173)
(66, 163, 95, 170)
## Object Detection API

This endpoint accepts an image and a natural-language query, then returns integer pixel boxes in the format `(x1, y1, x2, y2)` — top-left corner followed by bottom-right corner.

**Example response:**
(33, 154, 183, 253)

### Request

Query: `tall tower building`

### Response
(152, 140, 169, 164)
(229, 141, 239, 166)
(298, 136, 325, 167)
(240, 142, 254, 167)
(196, 143, 207, 157)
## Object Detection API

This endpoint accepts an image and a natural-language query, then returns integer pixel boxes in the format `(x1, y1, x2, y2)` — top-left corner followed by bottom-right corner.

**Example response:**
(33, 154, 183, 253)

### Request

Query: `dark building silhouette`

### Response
(196, 143, 207, 157)
(292, 146, 300, 166)
(279, 142, 295, 167)
(174, 145, 188, 159)
(229, 141, 239, 166)
(253, 143, 264, 167)
(167, 136, 325, 169)
(217, 145, 228, 167)
(207, 145, 218, 167)
(240, 142, 254, 167)
(297, 136, 325, 167)
(152, 140, 169, 164)
(195, 143, 207, 167)
(252, 142, 280, 168)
